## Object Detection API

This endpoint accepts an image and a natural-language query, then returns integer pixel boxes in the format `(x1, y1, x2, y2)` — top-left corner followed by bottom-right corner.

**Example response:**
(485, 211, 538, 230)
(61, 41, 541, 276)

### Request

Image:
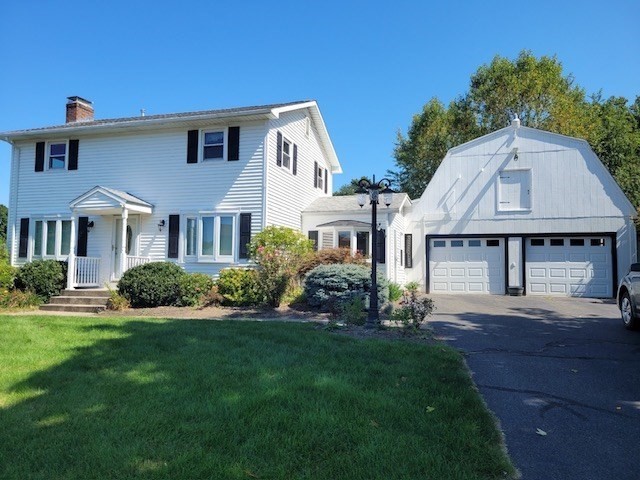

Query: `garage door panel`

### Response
(526, 236, 612, 298)
(429, 238, 504, 294)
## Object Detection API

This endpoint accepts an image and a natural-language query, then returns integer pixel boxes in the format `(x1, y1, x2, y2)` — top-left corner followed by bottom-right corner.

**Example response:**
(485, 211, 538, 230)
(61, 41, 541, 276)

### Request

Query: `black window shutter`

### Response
(324, 168, 328, 193)
(376, 229, 386, 264)
(276, 131, 283, 166)
(404, 234, 413, 268)
(314, 161, 318, 188)
(228, 126, 240, 161)
(77, 217, 88, 257)
(308, 230, 318, 251)
(292, 144, 298, 175)
(187, 130, 199, 163)
(35, 142, 45, 172)
(239, 213, 252, 259)
(18, 218, 29, 258)
(168, 215, 180, 258)
(68, 139, 79, 170)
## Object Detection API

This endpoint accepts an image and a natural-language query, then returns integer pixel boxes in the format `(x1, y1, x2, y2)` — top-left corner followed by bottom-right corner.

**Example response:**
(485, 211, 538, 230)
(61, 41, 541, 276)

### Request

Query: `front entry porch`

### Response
(67, 186, 154, 289)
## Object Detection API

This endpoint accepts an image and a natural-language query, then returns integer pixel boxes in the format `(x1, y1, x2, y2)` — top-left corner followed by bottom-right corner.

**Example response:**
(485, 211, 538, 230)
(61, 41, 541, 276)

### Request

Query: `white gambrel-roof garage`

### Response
(303, 119, 637, 298)
(405, 118, 638, 298)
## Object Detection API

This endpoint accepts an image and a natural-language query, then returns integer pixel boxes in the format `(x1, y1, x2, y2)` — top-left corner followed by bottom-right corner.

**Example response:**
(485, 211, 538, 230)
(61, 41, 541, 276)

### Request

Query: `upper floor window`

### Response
(282, 138, 292, 169)
(203, 131, 224, 160)
(316, 165, 324, 191)
(48, 142, 67, 169)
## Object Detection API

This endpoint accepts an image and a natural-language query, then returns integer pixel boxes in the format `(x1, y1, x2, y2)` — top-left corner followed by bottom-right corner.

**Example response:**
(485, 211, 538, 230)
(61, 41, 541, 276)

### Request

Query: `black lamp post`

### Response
(356, 175, 394, 328)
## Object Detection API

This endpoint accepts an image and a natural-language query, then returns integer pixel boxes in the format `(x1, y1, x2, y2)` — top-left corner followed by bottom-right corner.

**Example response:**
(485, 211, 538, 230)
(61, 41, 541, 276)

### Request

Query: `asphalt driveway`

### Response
(427, 294, 640, 480)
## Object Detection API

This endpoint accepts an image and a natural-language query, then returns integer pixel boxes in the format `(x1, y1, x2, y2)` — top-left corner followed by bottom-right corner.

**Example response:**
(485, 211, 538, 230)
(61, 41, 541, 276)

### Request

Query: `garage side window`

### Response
(433, 240, 446, 247)
(498, 169, 532, 211)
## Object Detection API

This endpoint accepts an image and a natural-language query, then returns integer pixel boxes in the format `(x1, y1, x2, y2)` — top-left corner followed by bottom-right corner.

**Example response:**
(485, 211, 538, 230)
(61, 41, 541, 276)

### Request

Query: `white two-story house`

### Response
(2, 97, 341, 288)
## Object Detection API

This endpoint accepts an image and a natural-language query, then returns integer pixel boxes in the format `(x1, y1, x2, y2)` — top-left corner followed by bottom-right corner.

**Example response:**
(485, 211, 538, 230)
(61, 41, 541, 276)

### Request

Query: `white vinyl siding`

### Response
(266, 111, 331, 229)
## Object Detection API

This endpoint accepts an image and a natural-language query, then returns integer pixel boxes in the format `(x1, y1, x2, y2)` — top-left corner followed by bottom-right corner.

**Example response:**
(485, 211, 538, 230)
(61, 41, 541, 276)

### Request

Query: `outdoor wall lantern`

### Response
(356, 175, 394, 328)
(157, 219, 166, 231)
(86, 220, 95, 232)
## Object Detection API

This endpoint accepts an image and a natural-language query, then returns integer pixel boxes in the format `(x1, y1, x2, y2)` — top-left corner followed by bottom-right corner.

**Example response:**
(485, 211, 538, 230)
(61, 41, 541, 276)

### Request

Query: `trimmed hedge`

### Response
(14, 259, 67, 301)
(178, 273, 215, 307)
(304, 264, 389, 309)
(118, 262, 186, 308)
(298, 248, 367, 277)
(217, 268, 262, 306)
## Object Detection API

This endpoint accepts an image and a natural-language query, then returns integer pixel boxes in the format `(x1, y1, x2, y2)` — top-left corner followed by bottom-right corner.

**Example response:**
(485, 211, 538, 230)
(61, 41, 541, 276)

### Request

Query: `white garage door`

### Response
(525, 236, 612, 297)
(429, 238, 505, 294)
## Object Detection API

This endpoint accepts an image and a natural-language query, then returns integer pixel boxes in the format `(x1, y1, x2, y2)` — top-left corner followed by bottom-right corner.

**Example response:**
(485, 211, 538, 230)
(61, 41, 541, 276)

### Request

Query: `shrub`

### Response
(178, 273, 215, 307)
(298, 248, 367, 277)
(202, 285, 224, 307)
(0, 261, 15, 291)
(106, 286, 130, 311)
(217, 268, 261, 306)
(14, 259, 66, 301)
(405, 281, 420, 293)
(0, 289, 42, 309)
(117, 261, 185, 308)
(391, 290, 435, 332)
(249, 226, 314, 307)
(304, 264, 388, 309)
(337, 293, 367, 326)
(388, 282, 403, 302)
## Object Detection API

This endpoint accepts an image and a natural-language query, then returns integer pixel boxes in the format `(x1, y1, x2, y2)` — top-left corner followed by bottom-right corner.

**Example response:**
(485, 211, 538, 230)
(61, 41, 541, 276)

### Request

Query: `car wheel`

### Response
(620, 292, 638, 330)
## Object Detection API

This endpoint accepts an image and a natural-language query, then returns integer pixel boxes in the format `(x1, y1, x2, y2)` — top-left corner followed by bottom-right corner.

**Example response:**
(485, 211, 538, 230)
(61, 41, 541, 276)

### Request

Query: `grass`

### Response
(0, 315, 515, 479)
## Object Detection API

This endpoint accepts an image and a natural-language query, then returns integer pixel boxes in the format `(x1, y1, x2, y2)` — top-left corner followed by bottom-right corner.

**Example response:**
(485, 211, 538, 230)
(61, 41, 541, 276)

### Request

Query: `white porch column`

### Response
(67, 212, 77, 290)
(120, 208, 128, 277)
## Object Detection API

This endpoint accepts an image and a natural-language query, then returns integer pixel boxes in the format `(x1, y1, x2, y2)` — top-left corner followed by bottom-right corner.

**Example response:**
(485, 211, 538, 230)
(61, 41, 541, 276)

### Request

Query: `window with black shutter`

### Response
(35, 142, 45, 172)
(324, 168, 328, 193)
(77, 217, 89, 257)
(18, 218, 29, 258)
(68, 139, 79, 170)
(276, 131, 283, 166)
(404, 234, 413, 268)
(292, 144, 298, 175)
(239, 213, 252, 259)
(168, 215, 179, 258)
(228, 127, 240, 161)
(187, 130, 198, 163)
(308, 230, 318, 251)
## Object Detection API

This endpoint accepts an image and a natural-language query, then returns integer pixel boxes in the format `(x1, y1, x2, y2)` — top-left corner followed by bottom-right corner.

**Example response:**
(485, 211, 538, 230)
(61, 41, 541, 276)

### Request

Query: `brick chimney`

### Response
(66, 96, 94, 123)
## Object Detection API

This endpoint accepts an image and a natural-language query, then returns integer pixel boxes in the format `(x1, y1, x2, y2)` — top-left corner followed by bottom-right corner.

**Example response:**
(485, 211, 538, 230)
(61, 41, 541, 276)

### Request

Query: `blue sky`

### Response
(1, 0, 638, 206)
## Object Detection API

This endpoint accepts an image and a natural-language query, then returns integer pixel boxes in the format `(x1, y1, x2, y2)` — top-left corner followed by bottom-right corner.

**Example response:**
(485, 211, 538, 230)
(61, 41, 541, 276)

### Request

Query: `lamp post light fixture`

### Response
(356, 175, 394, 328)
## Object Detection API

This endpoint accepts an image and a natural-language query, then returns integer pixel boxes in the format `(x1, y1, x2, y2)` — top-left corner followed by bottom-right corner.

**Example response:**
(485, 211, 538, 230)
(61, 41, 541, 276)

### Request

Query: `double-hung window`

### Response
(199, 214, 235, 261)
(48, 142, 67, 169)
(316, 166, 323, 191)
(33, 219, 72, 259)
(282, 138, 292, 169)
(203, 131, 225, 161)
(186, 217, 197, 256)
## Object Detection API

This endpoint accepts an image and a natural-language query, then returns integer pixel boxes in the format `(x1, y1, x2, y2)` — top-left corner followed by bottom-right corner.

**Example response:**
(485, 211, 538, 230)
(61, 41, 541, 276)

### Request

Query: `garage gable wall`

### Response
(413, 125, 636, 235)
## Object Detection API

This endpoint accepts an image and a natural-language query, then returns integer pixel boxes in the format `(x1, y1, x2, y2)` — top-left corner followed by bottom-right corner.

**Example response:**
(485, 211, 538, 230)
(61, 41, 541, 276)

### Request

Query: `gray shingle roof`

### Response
(304, 193, 410, 213)
(9, 100, 312, 134)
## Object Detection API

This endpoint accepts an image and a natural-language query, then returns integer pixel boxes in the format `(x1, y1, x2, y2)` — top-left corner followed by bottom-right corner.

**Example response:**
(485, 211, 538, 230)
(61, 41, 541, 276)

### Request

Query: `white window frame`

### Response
(497, 168, 532, 212)
(281, 136, 293, 171)
(30, 217, 72, 260)
(200, 128, 227, 162)
(46, 140, 69, 171)
(197, 213, 237, 263)
(185, 216, 198, 258)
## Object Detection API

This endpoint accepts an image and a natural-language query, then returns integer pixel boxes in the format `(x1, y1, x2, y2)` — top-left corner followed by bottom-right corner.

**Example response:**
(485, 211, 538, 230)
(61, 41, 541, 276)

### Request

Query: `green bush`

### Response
(14, 259, 66, 301)
(249, 226, 314, 307)
(178, 273, 215, 307)
(0, 260, 15, 291)
(118, 262, 186, 308)
(106, 286, 130, 311)
(304, 264, 388, 310)
(388, 282, 403, 302)
(391, 290, 435, 332)
(217, 268, 261, 306)
(0, 289, 42, 309)
(337, 293, 367, 326)
(405, 281, 420, 293)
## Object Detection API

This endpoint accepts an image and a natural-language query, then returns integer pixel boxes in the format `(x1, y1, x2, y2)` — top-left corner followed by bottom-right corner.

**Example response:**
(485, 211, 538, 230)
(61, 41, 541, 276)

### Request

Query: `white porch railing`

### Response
(126, 256, 151, 271)
(72, 256, 102, 288)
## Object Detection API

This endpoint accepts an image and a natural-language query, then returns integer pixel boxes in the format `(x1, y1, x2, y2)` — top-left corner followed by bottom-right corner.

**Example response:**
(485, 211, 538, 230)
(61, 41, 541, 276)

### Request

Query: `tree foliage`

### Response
(333, 177, 372, 196)
(0, 204, 7, 246)
(390, 50, 640, 210)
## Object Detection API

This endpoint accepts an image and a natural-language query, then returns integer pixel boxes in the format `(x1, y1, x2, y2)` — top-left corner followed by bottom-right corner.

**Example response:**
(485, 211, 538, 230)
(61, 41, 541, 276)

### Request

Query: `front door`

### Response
(112, 216, 139, 280)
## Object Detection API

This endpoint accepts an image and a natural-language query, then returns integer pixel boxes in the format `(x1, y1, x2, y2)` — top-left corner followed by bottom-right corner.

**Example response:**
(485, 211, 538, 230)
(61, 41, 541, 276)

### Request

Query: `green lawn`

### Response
(0, 316, 515, 479)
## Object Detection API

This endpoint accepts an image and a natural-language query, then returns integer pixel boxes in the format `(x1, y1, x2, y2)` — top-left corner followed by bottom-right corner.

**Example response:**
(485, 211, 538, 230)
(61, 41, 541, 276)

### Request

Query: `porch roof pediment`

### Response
(316, 220, 371, 228)
(70, 186, 153, 214)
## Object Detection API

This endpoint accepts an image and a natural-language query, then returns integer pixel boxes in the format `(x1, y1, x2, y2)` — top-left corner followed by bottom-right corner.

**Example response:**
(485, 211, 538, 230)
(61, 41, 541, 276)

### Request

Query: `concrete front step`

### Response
(61, 289, 110, 298)
(49, 296, 110, 306)
(40, 304, 106, 313)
